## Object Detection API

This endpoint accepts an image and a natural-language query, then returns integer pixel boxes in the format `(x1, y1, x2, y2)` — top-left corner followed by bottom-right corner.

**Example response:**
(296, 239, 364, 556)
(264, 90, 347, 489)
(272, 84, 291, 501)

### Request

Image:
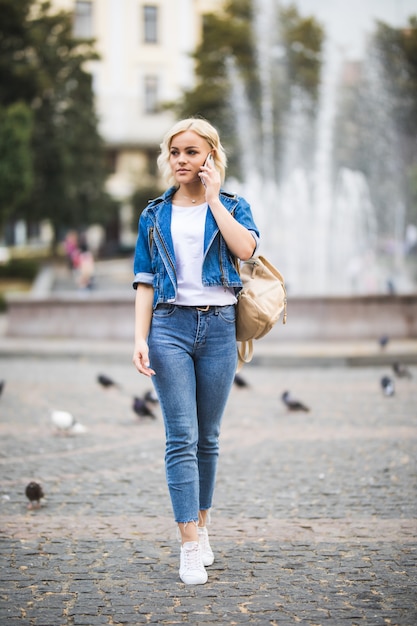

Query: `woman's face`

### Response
(169, 130, 212, 186)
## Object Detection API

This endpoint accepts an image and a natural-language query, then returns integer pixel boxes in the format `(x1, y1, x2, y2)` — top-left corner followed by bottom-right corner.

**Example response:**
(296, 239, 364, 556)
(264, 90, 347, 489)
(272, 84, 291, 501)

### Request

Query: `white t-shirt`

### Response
(171, 202, 236, 306)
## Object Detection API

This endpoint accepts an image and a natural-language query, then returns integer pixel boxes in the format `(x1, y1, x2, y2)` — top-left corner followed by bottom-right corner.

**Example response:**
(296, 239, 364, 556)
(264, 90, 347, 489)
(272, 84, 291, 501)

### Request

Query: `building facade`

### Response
(48, 0, 223, 208)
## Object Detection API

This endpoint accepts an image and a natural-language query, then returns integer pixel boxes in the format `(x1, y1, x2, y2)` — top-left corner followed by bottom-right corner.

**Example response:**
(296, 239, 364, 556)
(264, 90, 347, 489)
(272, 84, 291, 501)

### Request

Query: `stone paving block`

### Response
(25, 608, 67, 621)
(0, 609, 22, 620)
(112, 615, 147, 625)
(147, 616, 184, 626)
(72, 617, 109, 625)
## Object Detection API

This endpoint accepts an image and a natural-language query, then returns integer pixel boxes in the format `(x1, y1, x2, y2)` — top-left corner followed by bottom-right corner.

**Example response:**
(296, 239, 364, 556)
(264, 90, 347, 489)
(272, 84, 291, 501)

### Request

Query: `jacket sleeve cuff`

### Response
(132, 272, 154, 290)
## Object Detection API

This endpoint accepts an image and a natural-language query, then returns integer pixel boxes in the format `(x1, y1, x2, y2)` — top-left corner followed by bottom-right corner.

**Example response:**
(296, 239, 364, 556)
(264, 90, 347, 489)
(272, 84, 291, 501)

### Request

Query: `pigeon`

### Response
(381, 376, 395, 396)
(25, 481, 44, 509)
(132, 395, 156, 419)
(378, 335, 390, 350)
(281, 390, 310, 412)
(392, 362, 412, 379)
(144, 389, 159, 404)
(51, 410, 87, 434)
(234, 373, 249, 388)
(97, 373, 121, 389)
(0, 380, 4, 397)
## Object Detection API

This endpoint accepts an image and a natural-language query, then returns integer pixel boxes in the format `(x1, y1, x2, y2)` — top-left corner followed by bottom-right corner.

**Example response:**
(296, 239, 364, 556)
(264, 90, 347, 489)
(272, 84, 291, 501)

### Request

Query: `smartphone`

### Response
(200, 153, 213, 187)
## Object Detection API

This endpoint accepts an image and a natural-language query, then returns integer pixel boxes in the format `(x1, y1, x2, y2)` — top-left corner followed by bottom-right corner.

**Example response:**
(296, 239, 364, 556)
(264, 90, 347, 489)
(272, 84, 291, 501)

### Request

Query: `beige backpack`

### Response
(235, 255, 287, 369)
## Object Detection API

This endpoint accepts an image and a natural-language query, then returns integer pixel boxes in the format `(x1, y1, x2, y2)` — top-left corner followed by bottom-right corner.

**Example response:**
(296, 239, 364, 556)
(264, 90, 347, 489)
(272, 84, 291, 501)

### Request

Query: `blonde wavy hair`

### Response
(157, 118, 227, 186)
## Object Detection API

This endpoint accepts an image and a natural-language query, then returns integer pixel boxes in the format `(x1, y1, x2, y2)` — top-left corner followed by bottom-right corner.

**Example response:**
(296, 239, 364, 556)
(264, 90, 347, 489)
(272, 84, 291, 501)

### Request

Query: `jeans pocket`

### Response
(218, 305, 236, 324)
(153, 304, 176, 318)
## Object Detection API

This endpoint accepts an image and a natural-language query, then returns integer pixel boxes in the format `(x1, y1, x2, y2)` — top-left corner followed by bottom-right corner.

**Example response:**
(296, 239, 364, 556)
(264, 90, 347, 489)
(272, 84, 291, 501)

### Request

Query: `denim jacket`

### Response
(133, 186, 260, 308)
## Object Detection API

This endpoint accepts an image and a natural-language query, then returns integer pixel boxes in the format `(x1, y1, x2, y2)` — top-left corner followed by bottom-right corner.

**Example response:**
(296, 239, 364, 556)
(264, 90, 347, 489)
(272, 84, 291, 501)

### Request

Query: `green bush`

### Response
(0, 258, 40, 281)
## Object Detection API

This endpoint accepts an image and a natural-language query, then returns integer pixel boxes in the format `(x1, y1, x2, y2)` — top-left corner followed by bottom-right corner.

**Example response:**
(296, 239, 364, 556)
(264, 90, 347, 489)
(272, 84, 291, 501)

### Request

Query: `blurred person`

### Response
(85, 224, 105, 257)
(64, 230, 80, 270)
(132, 118, 259, 585)
(76, 240, 95, 290)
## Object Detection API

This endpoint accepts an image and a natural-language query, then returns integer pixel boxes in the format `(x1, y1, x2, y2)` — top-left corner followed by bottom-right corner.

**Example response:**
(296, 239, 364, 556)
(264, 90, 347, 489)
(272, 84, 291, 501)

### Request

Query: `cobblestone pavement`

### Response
(0, 352, 416, 625)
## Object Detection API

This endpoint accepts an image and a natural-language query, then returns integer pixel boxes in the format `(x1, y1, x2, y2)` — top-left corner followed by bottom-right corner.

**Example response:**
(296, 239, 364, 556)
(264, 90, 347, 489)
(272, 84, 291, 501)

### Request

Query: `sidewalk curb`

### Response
(1, 336, 416, 367)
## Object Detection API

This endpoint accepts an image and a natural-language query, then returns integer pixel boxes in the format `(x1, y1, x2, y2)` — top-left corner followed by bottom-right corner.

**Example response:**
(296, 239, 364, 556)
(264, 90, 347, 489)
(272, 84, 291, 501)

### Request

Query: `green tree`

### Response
(0, 102, 33, 222)
(130, 185, 165, 230)
(375, 17, 417, 137)
(0, 0, 38, 106)
(334, 16, 417, 231)
(374, 17, 417, 226)
(280, 6, 323, 103)
(171, 0, 323, 180)
(171, 0, 257, 176)
(0, 0, 116, 246)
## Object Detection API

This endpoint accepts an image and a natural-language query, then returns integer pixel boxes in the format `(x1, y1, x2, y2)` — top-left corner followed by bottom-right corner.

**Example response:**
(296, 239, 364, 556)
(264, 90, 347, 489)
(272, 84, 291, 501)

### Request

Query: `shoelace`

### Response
(198, 528, 210, 551)
(183, 543, 202, 570)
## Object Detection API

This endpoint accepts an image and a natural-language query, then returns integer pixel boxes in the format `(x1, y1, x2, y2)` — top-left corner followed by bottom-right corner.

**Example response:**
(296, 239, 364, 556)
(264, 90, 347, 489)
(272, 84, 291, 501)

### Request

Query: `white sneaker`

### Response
(198, 526, 214, 566)
(179, 541, 208, 585)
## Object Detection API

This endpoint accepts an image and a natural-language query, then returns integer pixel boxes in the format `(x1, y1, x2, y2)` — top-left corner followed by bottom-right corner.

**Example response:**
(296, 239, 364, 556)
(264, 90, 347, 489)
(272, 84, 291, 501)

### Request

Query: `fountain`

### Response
(228, 0, 414, 297)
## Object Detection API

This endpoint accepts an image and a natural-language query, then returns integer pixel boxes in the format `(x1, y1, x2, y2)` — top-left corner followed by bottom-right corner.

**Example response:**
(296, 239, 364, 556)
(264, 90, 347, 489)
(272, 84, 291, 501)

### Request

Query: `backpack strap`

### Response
(237, 340, 254, 365)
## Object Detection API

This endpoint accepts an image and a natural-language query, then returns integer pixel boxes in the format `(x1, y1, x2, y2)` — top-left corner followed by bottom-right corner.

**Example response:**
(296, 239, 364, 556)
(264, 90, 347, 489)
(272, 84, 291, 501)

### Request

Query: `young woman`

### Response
(132, 118, 259, 584)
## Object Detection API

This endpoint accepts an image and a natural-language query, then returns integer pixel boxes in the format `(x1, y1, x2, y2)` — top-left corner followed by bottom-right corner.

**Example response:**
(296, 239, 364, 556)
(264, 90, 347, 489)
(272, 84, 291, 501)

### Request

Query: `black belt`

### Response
(177, 304, 225, 312)
(160, 304, 232, 312)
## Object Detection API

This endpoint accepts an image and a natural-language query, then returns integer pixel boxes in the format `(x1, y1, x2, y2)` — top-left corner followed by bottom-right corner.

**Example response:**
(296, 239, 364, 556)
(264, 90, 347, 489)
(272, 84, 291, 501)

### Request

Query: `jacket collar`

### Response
(148, 186, 238, 254)
(148, 186, 237, 208)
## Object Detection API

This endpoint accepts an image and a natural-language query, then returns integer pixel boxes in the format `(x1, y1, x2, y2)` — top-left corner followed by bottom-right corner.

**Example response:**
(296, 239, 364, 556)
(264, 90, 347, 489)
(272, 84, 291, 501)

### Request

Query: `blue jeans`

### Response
(148, 304, 238, 523)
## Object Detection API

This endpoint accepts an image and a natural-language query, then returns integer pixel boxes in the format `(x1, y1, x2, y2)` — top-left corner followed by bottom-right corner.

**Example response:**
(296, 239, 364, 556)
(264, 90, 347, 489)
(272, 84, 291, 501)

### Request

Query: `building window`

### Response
(143, 5, 158, 43)
(144, 75, 159, 114)
(105, 149, 118, 174)
(74, 1, 93, 38)
(146, 149, 159, 177)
